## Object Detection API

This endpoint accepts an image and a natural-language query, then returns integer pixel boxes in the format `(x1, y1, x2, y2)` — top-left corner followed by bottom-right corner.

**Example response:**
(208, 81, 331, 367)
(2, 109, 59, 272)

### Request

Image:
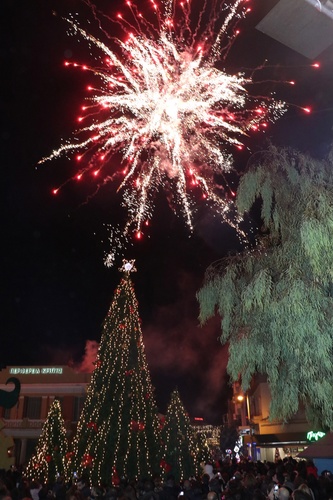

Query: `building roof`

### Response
(256, 0, 333, 59)
(297, 433, 333, 459)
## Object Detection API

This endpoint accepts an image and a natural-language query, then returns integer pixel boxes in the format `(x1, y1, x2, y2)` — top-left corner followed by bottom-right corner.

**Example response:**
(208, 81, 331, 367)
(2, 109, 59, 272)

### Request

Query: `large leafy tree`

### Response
(197, 146, 333, 429)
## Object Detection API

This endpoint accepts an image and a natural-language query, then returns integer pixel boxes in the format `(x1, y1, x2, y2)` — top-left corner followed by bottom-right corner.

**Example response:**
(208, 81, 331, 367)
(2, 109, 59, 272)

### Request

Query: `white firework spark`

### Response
(40, 0, 287, 259)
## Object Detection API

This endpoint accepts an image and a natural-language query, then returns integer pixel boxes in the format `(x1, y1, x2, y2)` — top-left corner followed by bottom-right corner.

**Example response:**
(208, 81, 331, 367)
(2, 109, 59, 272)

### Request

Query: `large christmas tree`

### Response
(25, 399, 69, 483)
(72, 261, 160, 485)
(161, 389, 197, 483)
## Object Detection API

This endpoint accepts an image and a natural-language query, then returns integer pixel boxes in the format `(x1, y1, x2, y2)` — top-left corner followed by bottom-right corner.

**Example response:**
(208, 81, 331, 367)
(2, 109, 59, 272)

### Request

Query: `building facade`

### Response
(0, 366, 91, 465)
(228, 377, 315, 462)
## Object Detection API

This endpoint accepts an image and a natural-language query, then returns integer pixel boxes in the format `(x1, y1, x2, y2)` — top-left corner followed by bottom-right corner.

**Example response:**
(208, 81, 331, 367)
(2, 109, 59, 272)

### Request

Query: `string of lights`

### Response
(71, 261, 161, 484)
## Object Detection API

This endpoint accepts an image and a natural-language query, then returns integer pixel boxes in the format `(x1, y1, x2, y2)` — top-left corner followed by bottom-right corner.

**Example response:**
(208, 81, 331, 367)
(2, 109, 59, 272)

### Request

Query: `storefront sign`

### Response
(9, 367, 63, 375)
(307, 431, 325, 442)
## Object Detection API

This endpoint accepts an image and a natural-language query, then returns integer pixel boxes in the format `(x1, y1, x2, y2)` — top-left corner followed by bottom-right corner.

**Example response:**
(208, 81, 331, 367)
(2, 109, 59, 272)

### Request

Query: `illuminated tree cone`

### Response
(194, 431, 212, 472)
(25, 399, 69, 483)
(72, 262, 161, 485)
(161, 389, 197, 483)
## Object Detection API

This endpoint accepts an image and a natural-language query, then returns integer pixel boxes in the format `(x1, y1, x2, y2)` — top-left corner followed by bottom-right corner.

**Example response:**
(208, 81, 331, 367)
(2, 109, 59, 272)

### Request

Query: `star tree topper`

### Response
(119, 259, 137, 274)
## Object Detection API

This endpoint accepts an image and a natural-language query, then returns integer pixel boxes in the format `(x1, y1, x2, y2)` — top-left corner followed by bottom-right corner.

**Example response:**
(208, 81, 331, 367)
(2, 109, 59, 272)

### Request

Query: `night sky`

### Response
(2, 0, 333, 424)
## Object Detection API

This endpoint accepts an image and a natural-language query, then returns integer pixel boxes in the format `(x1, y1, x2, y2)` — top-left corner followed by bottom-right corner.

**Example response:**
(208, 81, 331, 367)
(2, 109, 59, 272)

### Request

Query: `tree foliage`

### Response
(220, 425, 239, 454)
(197, 146, 333, 429)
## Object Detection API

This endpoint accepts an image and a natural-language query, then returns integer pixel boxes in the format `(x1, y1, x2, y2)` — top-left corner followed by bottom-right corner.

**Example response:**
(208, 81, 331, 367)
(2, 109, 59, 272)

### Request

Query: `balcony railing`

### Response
(3, 419, 44, 429)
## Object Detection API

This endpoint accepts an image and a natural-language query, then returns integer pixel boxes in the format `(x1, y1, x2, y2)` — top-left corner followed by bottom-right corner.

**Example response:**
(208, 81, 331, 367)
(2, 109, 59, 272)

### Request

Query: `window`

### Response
(73, 396, 85, 422)
(3, 407, 11, 419)
(23, 397, 42, 419)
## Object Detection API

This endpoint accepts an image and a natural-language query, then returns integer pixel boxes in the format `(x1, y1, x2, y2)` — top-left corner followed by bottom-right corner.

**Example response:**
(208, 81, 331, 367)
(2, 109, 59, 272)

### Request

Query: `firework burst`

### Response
(41, 0, 288, 263)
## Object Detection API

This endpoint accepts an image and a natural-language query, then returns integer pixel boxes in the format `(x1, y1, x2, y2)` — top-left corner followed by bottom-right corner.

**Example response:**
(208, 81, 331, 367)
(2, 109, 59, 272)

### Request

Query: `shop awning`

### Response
(298, 433, 333, 458)
(253, 433, 308, 447)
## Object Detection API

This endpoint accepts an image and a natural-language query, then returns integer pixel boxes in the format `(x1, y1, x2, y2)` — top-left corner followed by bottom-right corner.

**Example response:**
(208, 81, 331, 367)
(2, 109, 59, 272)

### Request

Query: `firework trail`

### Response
(40, 0, 288, 264)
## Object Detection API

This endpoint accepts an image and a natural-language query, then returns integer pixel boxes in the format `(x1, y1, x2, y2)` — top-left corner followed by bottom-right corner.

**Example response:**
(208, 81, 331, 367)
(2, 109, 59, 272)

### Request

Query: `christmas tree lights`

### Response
(161, 389, 197, 482)
(25, 399, 69, 483)
(72, 261, 160, 484)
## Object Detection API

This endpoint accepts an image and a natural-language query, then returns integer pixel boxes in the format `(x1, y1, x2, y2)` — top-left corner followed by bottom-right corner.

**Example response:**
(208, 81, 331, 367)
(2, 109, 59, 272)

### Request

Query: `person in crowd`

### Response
(140, 480, 159, 500)
(278, 487, 290, 500)
(30, 481, 41, 500)
(159, 475, 180, 500)
(52, 477, 67, 500)
(296, 484, 314, 500)
(291, 490, 312, 500)
(76, 478, 90, 500)
(0, 484, 12, 500)
(305, 462, 318, 480)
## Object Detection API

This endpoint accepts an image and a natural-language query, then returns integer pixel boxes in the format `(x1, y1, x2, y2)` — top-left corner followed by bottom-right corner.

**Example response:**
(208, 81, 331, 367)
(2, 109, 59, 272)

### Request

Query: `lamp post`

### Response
(236, 393, 254, 459)
(236, 394, 247, 427)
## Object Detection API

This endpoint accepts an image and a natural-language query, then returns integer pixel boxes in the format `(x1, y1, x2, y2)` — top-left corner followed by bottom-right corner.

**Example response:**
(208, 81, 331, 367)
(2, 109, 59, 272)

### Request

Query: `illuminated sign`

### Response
(9, 367, 63, 375)
(307, 431, 326, 442)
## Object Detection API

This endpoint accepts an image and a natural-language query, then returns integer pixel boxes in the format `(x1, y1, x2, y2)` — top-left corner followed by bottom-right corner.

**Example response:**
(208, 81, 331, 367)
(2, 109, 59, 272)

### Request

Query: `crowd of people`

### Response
(0, 457, 333, 500)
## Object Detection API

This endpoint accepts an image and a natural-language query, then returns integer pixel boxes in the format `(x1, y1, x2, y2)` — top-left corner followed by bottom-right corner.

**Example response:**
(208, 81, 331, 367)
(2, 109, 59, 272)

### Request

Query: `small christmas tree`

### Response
(25, 399, 69, 483)
(161, 389, 197, 483)
(194, 431, 212, 472)
(72, 260, 160, 485)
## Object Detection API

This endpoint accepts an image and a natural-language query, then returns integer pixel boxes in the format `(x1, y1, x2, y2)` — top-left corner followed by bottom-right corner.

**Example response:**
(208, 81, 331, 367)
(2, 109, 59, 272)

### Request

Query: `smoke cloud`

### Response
(67, 270, 230, 424)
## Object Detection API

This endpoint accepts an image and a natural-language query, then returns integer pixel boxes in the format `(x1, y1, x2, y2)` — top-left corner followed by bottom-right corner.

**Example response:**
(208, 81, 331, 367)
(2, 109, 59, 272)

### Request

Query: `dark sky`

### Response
(2, 0, 333, 424)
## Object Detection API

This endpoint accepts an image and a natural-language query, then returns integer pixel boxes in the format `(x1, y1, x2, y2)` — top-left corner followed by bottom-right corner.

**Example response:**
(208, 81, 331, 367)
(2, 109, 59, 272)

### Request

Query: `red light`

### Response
(76, 155, 82, 161)
(87, 86, 93, 91)
(93, 170, 99, 176)
(77, 174, 82, 180)
(64, 61, 70, 66)
(230, 190, 236, 197)
(81, 106, 86, 111)
(145, 220, 149, 226)
(52, 189, 58, 195)
(289, 81, 295, 85)
(100, 155, 105, 160)
(78, 117, 83, 122)
(255, 108, 263, 114)
(235, 30, 240, 35)
(194, 417, 204, 421)
(237, 145, 243, 150)
(136, 231, 142, 240)
(73, 63, 78, 67)
(117, 13, 122, 19)
(302, 107, 311, 113)
(202, 194, 207, 199)
(312, 63, 320, 68)
(82, 65, 88, 70)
